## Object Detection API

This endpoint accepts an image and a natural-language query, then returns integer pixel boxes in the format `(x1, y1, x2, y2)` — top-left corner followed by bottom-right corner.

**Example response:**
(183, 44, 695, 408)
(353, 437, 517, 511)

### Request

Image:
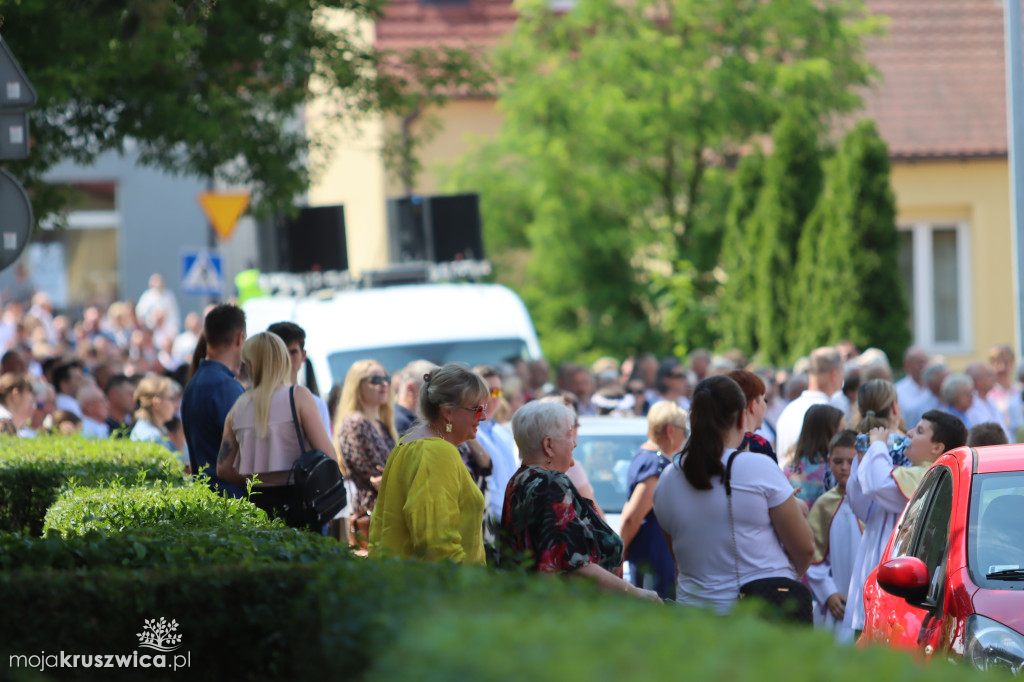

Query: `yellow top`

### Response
(368, 437, 485, 565)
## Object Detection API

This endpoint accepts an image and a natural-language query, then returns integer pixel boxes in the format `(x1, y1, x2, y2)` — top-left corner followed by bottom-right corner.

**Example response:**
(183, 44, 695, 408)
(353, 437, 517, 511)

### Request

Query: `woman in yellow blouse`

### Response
(369, 363, 489, 564)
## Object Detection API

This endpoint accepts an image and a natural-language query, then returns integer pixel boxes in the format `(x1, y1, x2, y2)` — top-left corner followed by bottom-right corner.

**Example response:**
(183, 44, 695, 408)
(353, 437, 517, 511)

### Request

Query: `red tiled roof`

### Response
(376, 0, 1014, 159)
(862, 0, 1009, 159)
(374, 0, 516, 51)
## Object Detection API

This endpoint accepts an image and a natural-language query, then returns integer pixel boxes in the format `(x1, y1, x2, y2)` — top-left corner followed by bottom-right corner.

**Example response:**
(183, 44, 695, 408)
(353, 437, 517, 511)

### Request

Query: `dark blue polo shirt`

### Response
(182, 359, 245, 498)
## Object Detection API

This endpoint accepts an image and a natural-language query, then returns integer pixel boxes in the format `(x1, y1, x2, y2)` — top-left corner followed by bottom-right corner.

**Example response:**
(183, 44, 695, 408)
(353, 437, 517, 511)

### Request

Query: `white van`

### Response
(243, 281, 543, 391)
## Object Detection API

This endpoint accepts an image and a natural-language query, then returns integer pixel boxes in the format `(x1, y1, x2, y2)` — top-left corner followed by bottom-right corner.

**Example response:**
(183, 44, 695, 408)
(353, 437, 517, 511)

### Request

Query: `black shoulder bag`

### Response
(288, 386, 347, 527)
(725, 449, 813, 625)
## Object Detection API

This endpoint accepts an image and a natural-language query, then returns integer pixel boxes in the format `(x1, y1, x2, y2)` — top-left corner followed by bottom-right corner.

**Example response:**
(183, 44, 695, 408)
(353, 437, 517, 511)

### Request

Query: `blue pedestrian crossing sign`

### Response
(181, 249, 224, 297)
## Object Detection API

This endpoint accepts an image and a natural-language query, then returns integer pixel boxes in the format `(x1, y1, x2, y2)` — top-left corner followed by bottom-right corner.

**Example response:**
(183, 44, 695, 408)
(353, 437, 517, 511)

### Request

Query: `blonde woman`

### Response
(620, 400, 689, 600)
(217, 332, 335, 530)
(336, 359, 397, 544)
(130, 375, 178, 452)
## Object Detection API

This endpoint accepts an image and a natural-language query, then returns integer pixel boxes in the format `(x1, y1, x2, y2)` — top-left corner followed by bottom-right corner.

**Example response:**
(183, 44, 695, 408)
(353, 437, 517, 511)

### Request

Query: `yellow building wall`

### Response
(384, 98, 504, 197)
(305, 10, 388, 275)
(891, 158, 1013, 369)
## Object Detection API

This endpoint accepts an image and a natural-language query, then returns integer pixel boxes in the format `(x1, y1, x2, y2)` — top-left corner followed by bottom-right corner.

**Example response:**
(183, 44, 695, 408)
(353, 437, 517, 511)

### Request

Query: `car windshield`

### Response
(328, 339, 530, 382)
(969, 472, 1024, 584)
(574, 431, 648, 514)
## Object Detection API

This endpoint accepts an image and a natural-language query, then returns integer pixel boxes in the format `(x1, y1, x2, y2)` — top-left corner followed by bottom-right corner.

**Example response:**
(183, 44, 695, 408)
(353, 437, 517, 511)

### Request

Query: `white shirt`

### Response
(136, 287, 181, 336)
(55, 393, 83, 418)
(843, 441, 915, 632)
(775, 390, 830, 469)
(477, 419, 518, 522)
(806, 497, 861, 643)
(81, 415, 111, 439)
(895, 376, 930, 418)
(653, 449, 796, 614)
(966, 392, 1012, 441)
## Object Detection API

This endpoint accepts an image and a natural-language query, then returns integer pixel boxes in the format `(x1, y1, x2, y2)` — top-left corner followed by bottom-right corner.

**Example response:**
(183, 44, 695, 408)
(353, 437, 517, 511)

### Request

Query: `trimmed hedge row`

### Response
(0, 436, 184, 535)
(0, 526, 347, 571)
(0, 440, 1001, 682)
(370, 585, 978, 682)
(0, 555, 991, 682)
(43, 480, 274, 537)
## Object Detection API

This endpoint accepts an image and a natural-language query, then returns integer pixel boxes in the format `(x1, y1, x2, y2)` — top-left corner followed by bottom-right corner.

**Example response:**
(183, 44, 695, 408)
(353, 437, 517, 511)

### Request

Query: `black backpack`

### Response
(288, 387, 347, 526)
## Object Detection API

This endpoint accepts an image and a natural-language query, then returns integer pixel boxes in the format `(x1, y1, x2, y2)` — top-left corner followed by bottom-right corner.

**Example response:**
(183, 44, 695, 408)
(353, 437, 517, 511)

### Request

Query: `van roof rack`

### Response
(258, 259, 492, 297)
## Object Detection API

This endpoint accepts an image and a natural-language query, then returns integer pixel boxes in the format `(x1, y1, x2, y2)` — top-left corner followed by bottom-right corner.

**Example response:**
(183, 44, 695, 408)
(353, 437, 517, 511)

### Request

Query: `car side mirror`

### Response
(877, 557, 930, 602)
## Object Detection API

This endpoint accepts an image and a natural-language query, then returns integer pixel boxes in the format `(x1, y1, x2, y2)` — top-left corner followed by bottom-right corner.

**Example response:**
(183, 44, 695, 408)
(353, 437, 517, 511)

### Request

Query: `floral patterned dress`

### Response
(499, 464, 623, 574)
(338, 412, 396, 517)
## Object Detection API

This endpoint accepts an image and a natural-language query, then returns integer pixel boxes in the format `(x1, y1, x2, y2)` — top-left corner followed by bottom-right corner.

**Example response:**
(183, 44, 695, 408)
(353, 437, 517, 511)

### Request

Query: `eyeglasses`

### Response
(490, 387, 504, 399)
(460, 404, 487, 418)
(667, 371, 686, 379)
(363, 375, 391, 387)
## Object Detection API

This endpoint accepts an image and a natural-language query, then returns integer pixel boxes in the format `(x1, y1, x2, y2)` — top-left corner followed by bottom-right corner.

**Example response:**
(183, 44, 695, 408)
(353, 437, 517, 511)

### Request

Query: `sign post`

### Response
(180, 249, 224, 298)
(0, 32, 38, 272)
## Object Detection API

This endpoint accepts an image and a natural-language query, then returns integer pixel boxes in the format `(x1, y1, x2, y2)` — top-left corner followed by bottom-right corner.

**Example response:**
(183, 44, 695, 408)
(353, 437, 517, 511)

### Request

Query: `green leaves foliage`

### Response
(448, 0, 881, 365)
(789, 119, 910, 362)
(42, 479, 276, 537)
(2, 0, 485, 219)
(0, 436, 184, 535)
(751, 105, 826, 364)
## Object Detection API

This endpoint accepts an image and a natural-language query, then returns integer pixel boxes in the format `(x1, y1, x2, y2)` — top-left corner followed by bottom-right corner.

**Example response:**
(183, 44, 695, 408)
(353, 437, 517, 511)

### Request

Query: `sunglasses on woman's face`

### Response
(363, 375, 391, 387)
(490, 387, 503, 399)
(460, 404, 487, 418)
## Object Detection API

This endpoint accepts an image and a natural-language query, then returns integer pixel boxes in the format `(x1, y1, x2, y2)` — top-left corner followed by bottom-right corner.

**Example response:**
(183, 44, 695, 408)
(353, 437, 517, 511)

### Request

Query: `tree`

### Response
(0, 1, 483, 220)
(790, 119, 909, 362)
(448, 0, 881, 365)
(751, 106, 825, 364)
(718, 149, 765, 355)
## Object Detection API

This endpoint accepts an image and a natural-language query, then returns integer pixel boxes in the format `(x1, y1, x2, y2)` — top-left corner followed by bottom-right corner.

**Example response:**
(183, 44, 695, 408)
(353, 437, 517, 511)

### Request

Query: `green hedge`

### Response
(0, 526, 347, 571)
(0, 557, 997, 682)
(370, 584, 982, 682)
(43, 480, 274, 537)
(0, 436, 184, 535)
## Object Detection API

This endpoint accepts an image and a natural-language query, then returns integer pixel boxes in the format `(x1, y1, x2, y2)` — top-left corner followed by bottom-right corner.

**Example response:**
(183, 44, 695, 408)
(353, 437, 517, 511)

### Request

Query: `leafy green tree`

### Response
(718, 149, 765, 355)
(1, 1, 483, 220)
(448, 0, 880, 365)
(790, 119, 909, 362)
(751, 106, 825, 364)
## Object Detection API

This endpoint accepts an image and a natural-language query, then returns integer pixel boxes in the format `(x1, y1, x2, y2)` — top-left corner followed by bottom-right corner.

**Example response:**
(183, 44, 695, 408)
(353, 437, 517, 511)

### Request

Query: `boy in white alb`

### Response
(843, 410, 967, 634)
(806, 430, 861, 643)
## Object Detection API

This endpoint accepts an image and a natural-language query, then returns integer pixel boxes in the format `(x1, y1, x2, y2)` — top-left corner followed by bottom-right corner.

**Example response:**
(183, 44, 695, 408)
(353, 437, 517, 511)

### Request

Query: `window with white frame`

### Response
(898, 220, 972, 354)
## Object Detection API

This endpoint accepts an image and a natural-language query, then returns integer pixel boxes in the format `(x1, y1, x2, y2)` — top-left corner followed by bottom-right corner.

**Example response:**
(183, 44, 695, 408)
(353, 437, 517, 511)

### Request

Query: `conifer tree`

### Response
(752, 107, 824, 364)
(719, 149, 765, 355)
(806, 119, 910, 361)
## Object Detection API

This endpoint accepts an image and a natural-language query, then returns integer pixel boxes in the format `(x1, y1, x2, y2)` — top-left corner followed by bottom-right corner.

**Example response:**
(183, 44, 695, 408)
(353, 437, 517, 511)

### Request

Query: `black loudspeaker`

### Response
(426, 193, 483, 262)
(283, 205, 348, 273)
(386, 198, 428, 262)
(386, 193, 483, 263)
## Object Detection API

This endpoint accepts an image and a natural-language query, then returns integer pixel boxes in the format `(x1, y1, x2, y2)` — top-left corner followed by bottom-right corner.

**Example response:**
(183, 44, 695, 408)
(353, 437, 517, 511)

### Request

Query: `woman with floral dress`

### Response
(336, 359, 397, 547)
(500, 400, 661, 603)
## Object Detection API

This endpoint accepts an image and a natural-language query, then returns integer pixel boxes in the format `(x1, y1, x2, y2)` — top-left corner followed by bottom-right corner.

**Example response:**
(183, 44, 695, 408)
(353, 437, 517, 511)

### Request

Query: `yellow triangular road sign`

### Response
(197, 191, 251, 241)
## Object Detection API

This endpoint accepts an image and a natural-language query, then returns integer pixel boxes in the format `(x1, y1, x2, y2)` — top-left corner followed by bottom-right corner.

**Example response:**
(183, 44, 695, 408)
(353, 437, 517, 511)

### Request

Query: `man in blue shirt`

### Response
(473, 366, 518, 525)
(182, 304, 246, 497)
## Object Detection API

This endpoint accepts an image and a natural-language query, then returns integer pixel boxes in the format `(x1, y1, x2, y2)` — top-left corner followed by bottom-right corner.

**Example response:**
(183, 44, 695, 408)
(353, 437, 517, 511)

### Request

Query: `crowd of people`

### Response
(3, 271, 1021, 632)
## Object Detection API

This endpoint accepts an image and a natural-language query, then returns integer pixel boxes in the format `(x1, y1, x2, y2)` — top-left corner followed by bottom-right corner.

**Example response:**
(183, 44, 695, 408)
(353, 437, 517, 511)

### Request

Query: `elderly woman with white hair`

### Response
(500, 400, 661, 602)
(940, 372, 975, 426)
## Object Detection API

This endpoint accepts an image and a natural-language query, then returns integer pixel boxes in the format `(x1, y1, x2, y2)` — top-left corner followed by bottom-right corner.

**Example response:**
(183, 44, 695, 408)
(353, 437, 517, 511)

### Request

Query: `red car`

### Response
(861, 444, 1024, 673)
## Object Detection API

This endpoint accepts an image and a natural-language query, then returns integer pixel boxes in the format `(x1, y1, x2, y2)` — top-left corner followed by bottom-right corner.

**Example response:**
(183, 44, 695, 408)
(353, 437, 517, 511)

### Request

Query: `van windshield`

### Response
(328, 339, 532, 381)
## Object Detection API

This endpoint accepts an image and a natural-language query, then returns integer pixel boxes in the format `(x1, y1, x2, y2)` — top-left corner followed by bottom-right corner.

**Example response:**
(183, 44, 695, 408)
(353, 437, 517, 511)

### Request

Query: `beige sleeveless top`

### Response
(232, 385, 308, 486)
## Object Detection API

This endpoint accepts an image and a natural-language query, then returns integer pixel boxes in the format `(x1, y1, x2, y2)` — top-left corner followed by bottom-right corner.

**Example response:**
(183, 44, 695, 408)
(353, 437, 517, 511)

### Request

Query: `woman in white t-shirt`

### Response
(653, 375, 814, 615)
